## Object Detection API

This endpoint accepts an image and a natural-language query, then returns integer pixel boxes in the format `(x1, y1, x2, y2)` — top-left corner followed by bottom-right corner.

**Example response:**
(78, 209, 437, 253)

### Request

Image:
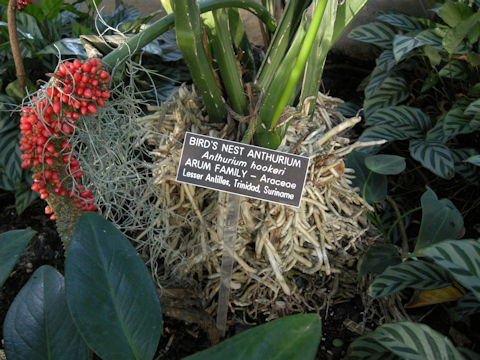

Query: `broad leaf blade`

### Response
(358, 244, 402, 278)
(185, 314, 322, 360)
(414, 188, 463, 254)
(367, 106, 431, 132)
(3, 265, 88, 360)
(350, 335, 399, 360)
(349, 22, 395, 49)
(455, 292, 480, 320)
(370, 261, 453, 298)
(465, 155, 480, 166)
(377, 13, 428, 32)
(0, 229, 36, 287)
(364, 78, 410, 118)
(65, 213, 162, 360)
(409, 140, 455, 179)
(423, 239, 480, 302)
(392, 34, 425, 62)
(439, 60, 468, 80)
(365, 155, 406, 175)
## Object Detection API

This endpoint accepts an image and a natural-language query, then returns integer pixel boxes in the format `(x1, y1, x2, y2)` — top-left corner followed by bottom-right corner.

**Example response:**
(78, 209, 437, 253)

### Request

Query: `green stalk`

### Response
(205, 9, 249, 115)
(255, 1, 311, 92)
(331, 0, 369, 45)
(174, 0, 226, 122)
(227, 8, 256, 80)
(269, 0, 328, 130)
(102, 0, 276, 69)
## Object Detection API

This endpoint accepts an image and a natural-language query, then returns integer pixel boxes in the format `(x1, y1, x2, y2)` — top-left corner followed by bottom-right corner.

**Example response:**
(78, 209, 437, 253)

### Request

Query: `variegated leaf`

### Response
(364, 77, 409, 118)
(416, 29, 444, 50)
(336, 102, 361, 117)
(464, 98, 480, 117)
(358, 124, 410, 144)
(452, 149, 480, 183)
(377, 13, 427, 32)
(370, 261, 453, 298)
(409, 140, 455, 179)
(458, 347, 480, 360)
(367, 106, 431, 133)
(373, 322, 464, 360)
(349, 22, 395, 49)
(350, 335, 399, 360)
(364, 50, 396, 98)
(455, 292, 480, 320)
(426, 119, 451, 142)
(0, 130, 22, 187)
(393, 34, 425, 62)
(423, 239, 480, 302)
(439, 60, 468, 80)
(465, 154, 480, 166)
(443, 108, 479, 137)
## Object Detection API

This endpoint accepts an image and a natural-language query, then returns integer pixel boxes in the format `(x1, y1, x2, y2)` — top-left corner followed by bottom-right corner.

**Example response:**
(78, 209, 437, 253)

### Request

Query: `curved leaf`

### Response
(439, 60, 468, 80)
(416, 29, 444, 50)
(3, 265, 88, 360)
(393, 34, 425, 62)
(465, 154, 480, 166)
(185, 314, 322, 360)
(455, 292, 480, 320)
(364, 77, 410, 118)
(367, 106, 431, 132)
(423, 239, 480, 302)
(406, 286, 465, 308)
(458, 347, 480, 360)
(365, 155, 406, 175)
(356, 322, 464, 360)
(415, 188, 463, 253)
(465, 98, 480, 117)
(409, 140, 455, 179)
(377, 13, 428, 32)
(0, 229, 36, 287)
(443, 108, 480, 138)
(358, 244, 402, 278)
(364, 51, 396, 98)
(349, 22, 395, 49)
(350, 335, 399, 360)
(370, 260, 453, 298)
(65, 213, 162, 360)
(358, 124, 411, 144)
(452, 149, 480, 183)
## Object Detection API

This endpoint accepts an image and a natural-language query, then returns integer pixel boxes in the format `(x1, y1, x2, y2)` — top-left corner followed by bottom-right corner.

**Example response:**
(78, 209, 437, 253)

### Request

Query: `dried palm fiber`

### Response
(135, 84, 384, 320)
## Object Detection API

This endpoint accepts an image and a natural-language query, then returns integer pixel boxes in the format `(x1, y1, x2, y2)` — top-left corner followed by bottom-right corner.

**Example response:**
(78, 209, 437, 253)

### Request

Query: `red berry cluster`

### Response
(16, 0, 32, 10)
(19, 58, 111, 220)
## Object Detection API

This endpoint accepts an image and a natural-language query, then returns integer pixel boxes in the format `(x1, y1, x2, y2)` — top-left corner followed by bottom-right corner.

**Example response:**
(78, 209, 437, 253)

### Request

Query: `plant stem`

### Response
(7, 0, 26, 89)
(386, 196, 412, 255)
(361, 170, 373, 200)
(386, 205, 422, 245)
(269, 0, 328, 130)
(102, 0, 276, 69)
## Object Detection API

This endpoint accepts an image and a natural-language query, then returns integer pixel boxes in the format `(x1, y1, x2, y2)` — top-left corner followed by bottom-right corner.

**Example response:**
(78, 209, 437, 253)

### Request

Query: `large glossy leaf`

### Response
(409, 140, 455, 179)
(345, 151, 387, 203)
(358, 244, 402, 278)
(455, 292, 480, 320)
(414, 188, 463, 254)
(65, 213, 162, 360)
(423, 239, 480, 302)
(365, 155, 406, 175)
(3, 265, 88, 360)
(349, 22, 395, 49)
(370, 260, 453, 298)
(0, 229, 36, 287)
(392, 34, 425, 62)
(352, 322, 464, 360)
(185, 314, 322, 360)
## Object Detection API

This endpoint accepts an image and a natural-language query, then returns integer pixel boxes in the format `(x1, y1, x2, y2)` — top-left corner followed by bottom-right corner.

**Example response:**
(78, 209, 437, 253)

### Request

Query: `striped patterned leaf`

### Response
(364, 77, 409, 118)
(416, 29, 444, 50)
(358, 124, 410, 144)
(423, 239, 480, 302)
(415, 188, 464, 254)
(367, 106, 431, 133)
(409, 140, 455, 178)
(336, 102, 361, 117)
(372, 322, 464, 360)
(350, 335, 399, 360)
(370, 260, 453, 298)
(15, 181, 39, 215)
(393, 34, 425, 62)
(364, 51, 396, 98)
(443, 108, 479, 137)
(376, 49, 396, 68)
(377, 13, 427, 32)
(452, 149, 480, 183)
(458, 347, 480, 360)
(426, 119, 451, 142)
(455, 292, 480, 320)
(0, 130, 22, 188)
(439, 60, 468, 80)
(349, 22, 396, 49)
(464, 98, 480, 117)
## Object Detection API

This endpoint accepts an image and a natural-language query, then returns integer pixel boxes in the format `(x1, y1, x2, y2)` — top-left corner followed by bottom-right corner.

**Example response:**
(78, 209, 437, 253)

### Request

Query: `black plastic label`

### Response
(176, 132, 309, 208)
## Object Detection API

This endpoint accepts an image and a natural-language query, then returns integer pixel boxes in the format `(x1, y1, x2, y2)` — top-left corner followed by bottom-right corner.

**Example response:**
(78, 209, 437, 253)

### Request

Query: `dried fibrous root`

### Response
(137, 85, 379, 319)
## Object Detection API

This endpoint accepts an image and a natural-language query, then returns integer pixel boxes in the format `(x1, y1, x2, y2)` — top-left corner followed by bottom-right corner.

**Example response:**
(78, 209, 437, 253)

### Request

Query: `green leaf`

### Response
(465, 154, 480, 166)
(443, 12, 480, 54)
(458, 347, 480, 360)
(455, 292, 480, 320)
(3, 265, 89, 360)
(15, 181, 39, 215)
(365, 155, 406, 175)
(331, 0, 369, 45)
(377, 13, 428, 32)
(467, 82, 480, 97)
(358, 244, 402, 278)
(38, 38, 87, 57)
(423, 239, 480, 302)
(364, 50, 396, 98)
(367, 105, 431, 133)
(452, 148, 480, 183)
(350, 335, 399, 360)
(464, 98, 480, 117)
(392, 34, 425, 62)
(370, 260, 453, 298)
(416, 29, 444, 51)
(358, 124, 410, 145)
(409, 140, 455, 179)
(443, 108, 480, 137)
(345, 151, 387, 203)
(423, 45, 442, 66)
(0, 229, 36, 287)
(336, 102, 361, 117)
(65, 213, 163, 360)
(184, 314, 322, 360)
(414, 188, 463, 254)
(0, 129, 22, 187)
(421, 71, 440, 93)
(364, 77, 410, 118)
(438, 60, 468, 80)
(353, 322, 464, 360)
(349, 22, 395, 49)
(439, 2, 473, 27)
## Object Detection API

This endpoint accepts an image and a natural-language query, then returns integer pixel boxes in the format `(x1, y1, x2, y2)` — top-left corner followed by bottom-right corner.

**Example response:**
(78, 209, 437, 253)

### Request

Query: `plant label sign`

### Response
(176, 132, 309, 207)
